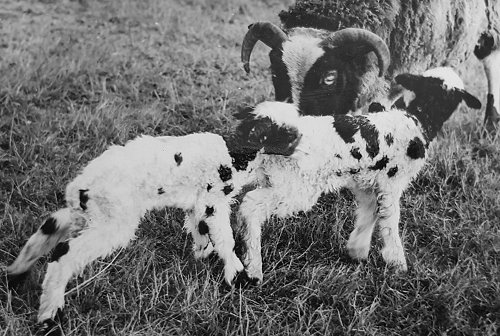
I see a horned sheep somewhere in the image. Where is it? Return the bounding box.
[233,67,481,284]
[241,0,500,130]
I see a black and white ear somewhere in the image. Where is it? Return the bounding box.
[458,90,482,109]
[394,73,425,92]
[233,106,256,120]
[232,113,302,156]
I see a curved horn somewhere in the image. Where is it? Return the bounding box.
[325,28,391,77]
[241,22,288,73]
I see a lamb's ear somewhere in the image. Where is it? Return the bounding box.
[234,106,255,120]
[394,73,425,92]
[459,90,482,109]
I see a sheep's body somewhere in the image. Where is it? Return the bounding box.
[280,0,498,73]
[7,133,250,329]
[244,0,500,127]
[234,68,481,283]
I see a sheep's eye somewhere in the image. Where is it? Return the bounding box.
[322,71,337,86]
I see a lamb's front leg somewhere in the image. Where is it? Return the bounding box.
[347,188,378,261]
[376,190,407,271]
[184,211,213,260]
[237,188,276,285]
[200,201,243,285]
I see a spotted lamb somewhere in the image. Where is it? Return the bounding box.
[6,133,253,333]
[233,67,481,284]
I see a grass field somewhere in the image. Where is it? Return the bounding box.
[0,0,499,335]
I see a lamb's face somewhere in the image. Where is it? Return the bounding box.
[241,24,390,116]
[233,102,302,156]
[395,68,481,139]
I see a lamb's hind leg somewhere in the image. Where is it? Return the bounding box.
[475,30,500,131]
[347,189,378,261]
[376,190,407,271]
[37,221,137,334]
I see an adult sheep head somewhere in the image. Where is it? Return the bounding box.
[241,22,390,116]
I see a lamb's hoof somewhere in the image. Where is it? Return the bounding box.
[483,119,499,136]
[37,319,62,336]
[233,270,260,289]
[6,271,29,289]
[347,247,370,261]
[37,309,64,336]
[193,242,214,260]
[339,252,363,265]
[385,260,408,274]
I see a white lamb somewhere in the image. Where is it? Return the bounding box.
[6,133,251,331]
[233,67,481,284]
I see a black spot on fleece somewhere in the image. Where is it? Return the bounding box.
[79,189,89,210]
[41,217,57,235]
[50,242,70,262]
[198,221,209,235]
[218,165,232,182]
[333,115,379,158]
[174,152,183,165]
[407,137,426,159]
[369,156,389,170]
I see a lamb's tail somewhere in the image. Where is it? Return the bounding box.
[230,105,302,156]
[6,208,75,280]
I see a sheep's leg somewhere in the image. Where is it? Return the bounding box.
[376,191,407,271]
[482,50,500,130]
[475,30,500,130]
[37,223,137,329]
[347,189,378,260]
[201,201,243,285]
[184,211,213,260]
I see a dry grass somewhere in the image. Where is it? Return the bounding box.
[0,0,499,335]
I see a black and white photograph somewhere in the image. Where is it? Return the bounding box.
[1,0,499,335]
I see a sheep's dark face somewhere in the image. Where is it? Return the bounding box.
[296,47,357,116]
[269,36,372,116]
[241,24,390,117]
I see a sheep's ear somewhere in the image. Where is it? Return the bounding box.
[459,90,482,109]
[234,106,255,120]
[394,73,424,92]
